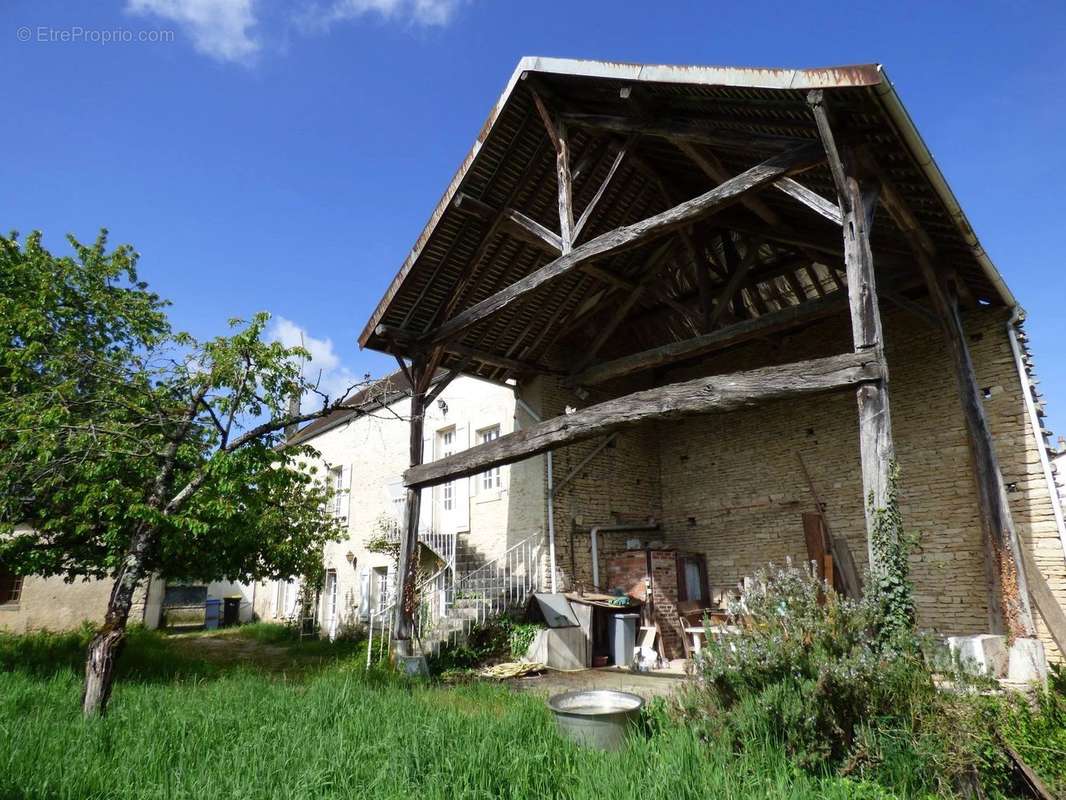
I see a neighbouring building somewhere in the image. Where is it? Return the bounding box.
[356,57,1066,663]
[253,370,545,640]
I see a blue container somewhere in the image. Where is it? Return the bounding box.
[204,598,221,630]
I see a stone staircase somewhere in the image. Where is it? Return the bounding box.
[367,531,543,663]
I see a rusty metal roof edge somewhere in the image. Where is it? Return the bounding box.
[516,56,884,90]
[357,60,534,349]
[358,57,1014,352]
[871,66,1015,307]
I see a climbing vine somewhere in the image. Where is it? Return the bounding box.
[868,461,916,645]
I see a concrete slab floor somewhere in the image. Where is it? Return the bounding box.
[508,666,689,700]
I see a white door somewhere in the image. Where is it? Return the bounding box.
[324,569,338,639]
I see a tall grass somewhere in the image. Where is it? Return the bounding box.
[0,629,897,800]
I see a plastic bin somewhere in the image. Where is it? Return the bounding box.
[608,613,639,668]
[204,598,221,630]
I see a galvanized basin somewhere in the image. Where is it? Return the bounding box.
[547,689,644,750]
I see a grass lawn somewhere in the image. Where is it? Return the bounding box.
[0,626,944,799]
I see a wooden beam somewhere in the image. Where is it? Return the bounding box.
[428,141,825,345]
[774,177,842,225]
[443,343,562,376]
[571,292,848,386]
[392,359,431,654]
[810,89,897,573]
[500,208,562,254]
[562,111,817,154]
[868,156,1035,635]
[707,235,760,330]
[406,351,882,488]
[531,89,574,253]
[573,139,629,242]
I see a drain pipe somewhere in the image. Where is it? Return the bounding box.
[515,396,557,592]
[1007,308,1066,561]
[589,523,660,590]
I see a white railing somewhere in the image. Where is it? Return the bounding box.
[382,526,457,570]
[366,531,543,666]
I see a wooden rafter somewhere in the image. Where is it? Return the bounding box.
[572,138,630,243]
[407,351,882,488]
[572,291,850,386]
[530,89,574,254]
[427,141,824,345]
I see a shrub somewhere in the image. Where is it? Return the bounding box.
[427,615,544,674]
[678,561,1009,796]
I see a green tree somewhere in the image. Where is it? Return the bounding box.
[0,231,365,715]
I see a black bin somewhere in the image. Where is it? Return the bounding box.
[222,596,241,627]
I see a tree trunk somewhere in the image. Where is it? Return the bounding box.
[82,530,150,716]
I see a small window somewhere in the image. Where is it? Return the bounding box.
[329,465,347,518]
[439,429,456,510]
[0,569,23,606]
[478,425,501,491]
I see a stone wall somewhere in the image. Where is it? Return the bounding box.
[521,305,1066,659]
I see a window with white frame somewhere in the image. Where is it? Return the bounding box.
[439,429,455,511]
[329,465,347,518]
[478,425,501,491]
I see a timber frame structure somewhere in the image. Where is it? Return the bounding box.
[358,58,1064,656]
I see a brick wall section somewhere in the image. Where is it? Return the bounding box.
[603,549,685,659]
[521,305,1066,659]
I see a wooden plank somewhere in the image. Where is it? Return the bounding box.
[1021,550,1066,661]
[774,177,842,225]
[556,120,575,253]
[797,451,863,599]
[406,351,881,487]
[428,142,824,344]
[572,292,848,386]
[442,343,562,376]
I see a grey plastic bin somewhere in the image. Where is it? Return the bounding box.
[608,613,639,667]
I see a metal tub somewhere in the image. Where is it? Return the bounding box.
[547,690,644,750]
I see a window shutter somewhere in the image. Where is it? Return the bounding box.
[340,464,351,519]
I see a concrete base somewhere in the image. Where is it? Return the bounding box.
[946,634,1008,678]
[1007,637,1048,685]
[396,655,429,678]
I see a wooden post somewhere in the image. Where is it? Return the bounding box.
[921,271,1035,636]
[392,359,428,656]
[865,153,1036,637]
[810,90,897,573]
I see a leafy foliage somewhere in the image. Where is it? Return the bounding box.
[0,230,353,587]
[678,560,1057,796]
[428,615,544,674]
[868,462,915,644]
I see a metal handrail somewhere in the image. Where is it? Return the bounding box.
[365,531,543,666]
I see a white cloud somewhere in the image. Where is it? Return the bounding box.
[268,316,365,409]
[126,0,260,63]
[298,0,463,31]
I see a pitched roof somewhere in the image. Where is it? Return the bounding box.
[358,57,1014,384]
[285,370,413,446]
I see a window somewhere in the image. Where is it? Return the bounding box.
[373,567,390,613]
[0,569,23,606]
[478,426,501,491]
[329,465,347,518]
[439,429,455,511]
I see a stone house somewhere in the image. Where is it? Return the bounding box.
[358,57,1066,663]
[253,370,545,638]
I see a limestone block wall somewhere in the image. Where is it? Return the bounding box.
[524,305,1066,658]
[261,374,519,632]
[1,572,160,634]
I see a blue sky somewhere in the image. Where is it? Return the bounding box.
[3,0,1064,435]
